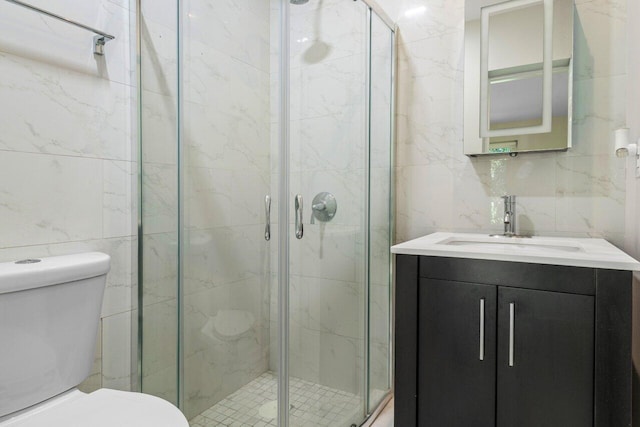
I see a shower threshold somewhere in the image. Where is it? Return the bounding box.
[189,371,362,427]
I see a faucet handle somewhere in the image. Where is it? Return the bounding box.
[501,195,516,236]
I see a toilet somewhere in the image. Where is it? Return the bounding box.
[0,252,189,427]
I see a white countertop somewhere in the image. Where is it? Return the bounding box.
[391,232,640,271]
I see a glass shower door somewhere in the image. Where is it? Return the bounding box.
[367,10,394,413]
[139,1,394,425]
[179,0,276,423]
[140,0,279,424]
[139,0,180,407]
[286,0,369,425]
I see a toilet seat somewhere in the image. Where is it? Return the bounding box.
[0,389,189,427]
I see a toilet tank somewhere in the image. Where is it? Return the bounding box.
[0,252,110,419]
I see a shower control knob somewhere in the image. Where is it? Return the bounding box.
[310,192,337,223]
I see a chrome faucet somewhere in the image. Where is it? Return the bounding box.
[502,195,516,237]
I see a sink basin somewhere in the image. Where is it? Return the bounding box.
[391,232,640,270]
[437,236,583,253]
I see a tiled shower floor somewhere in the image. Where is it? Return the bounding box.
[189,372,362,427]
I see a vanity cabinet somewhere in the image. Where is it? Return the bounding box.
[419,279,594,427]
[395,255,633,427]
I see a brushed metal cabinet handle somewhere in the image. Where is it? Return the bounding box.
[509,302,515,367]
[479,298,485,361]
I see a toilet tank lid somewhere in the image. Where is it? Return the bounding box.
[0,252,111,295]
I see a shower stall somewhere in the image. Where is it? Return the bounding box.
[138,0,395,425]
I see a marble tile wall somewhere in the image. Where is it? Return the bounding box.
[376,0,629,247]
[0,0,137,392]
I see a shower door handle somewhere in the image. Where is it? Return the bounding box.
[295,194,303,239]
[264,195,271,241]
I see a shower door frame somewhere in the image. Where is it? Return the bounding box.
[137,0,396,424]
[277,1,290,425]
[277,1,396,426]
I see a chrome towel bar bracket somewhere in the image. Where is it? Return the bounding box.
[4,0,116,55]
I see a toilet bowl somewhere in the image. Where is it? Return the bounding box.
[0,252,188,427]
[0,389,187,427]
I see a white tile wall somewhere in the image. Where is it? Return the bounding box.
[140,298,178,401]
[376,0,630,247]
[102,310,135,390]
[0,0,136,393]
[0,151,103,247]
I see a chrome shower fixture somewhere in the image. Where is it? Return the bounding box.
[290,0,309,4]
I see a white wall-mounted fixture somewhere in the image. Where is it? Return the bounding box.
[4,0,115,55]
[614,128,640,178]
[615,128,632,157]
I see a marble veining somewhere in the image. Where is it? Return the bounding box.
[378,0,629,249]
[0,0,137,393]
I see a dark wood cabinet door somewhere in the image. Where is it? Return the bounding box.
[497,287,595,427]
[418,279,497,427]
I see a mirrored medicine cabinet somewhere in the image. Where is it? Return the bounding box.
[464,0,574,156]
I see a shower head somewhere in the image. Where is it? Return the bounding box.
[290,0,309,4]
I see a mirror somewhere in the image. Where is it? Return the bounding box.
[464,0,574,155]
